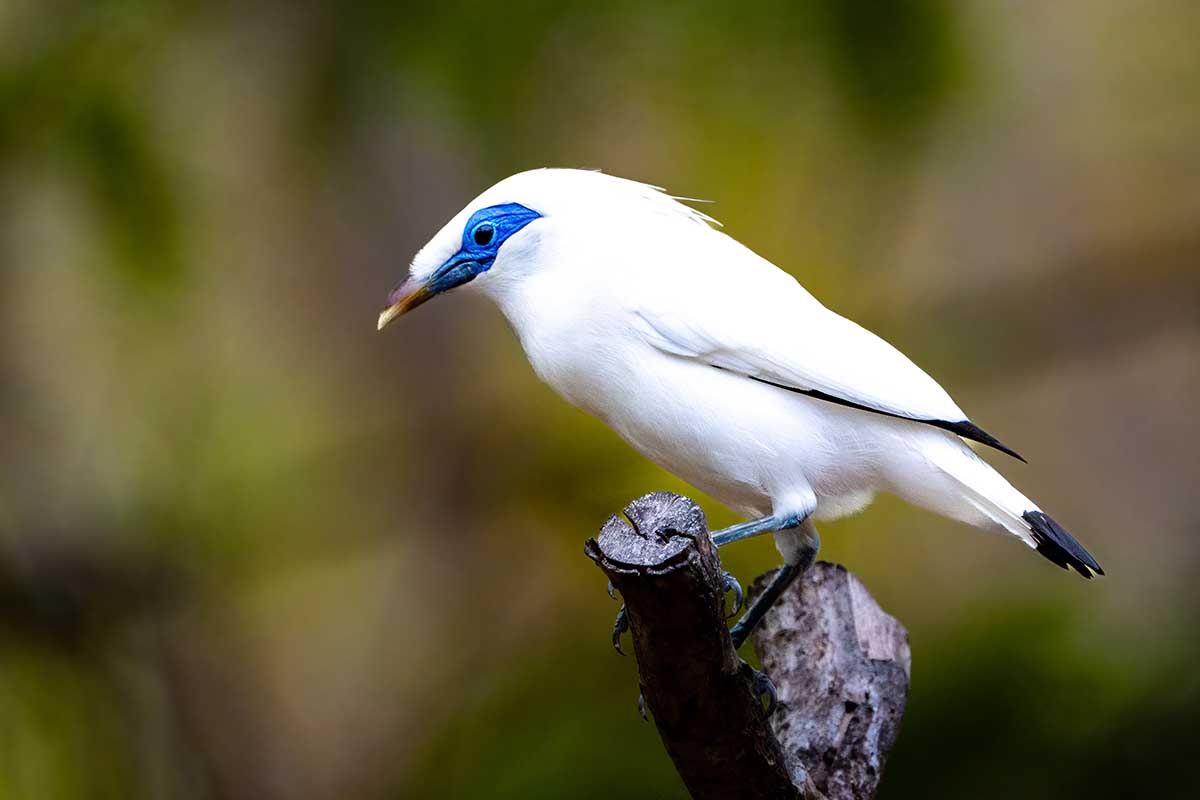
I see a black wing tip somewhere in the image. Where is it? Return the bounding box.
[942,420,1027,463]
[1022,510,1104,579]
[740,373,1027,463]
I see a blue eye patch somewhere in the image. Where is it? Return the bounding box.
[459,203,542,261]
[425,203,542,297]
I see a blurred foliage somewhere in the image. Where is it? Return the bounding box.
[0,0,189,286]
[1,0,1198,798]
[813,0,966,143]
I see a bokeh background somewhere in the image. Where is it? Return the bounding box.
[2,1,1199,798]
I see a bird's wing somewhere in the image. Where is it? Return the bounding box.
[627,238,1023,460]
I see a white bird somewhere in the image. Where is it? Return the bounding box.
[378,168,1101,650]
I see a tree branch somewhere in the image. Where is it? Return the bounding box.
[754,562,911,800]
[585,492,909,800]
[585,491,806,799]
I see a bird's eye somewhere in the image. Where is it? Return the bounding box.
[473,222,495,247]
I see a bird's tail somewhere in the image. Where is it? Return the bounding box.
[896,435,1103,578]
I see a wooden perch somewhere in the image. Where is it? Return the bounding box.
[753,562,911,799]
[585,492,910,800]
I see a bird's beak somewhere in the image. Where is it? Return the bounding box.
[377,277,434,331]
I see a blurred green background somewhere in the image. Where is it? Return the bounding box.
[2,1,1199,798]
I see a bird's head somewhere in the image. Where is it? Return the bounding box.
[376,169,716,331]
[376,177,544,330]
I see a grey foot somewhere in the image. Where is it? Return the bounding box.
[741,661,779,715]
[722,570,744,618]
[612,605,629,655]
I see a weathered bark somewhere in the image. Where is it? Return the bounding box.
[585,492,807,799]
[585,492,910,800]
[753,563,911,800]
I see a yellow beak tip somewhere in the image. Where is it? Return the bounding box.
[377,307,400,331]
[377,280,431,331]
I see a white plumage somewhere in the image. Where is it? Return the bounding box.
[381,168,1101,580]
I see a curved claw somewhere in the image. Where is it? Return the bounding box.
[741,661,779,715]
[722,571,744,618]
[612,605,629,655]
[753,669,778,715]
[607,580,617,601]
[637,691,648,721]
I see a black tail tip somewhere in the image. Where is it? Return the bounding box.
[1022,510,1104,578]
[945,420,1027,463]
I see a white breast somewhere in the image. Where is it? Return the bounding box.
[479,206,932,521]
[501,272,884,518]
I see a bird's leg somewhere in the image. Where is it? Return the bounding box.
[729,525,819,649]
[710,512,807,547]
[730,564,800,650]
[711,510,813,643]
[714,514,817,713]
[727,525,818,714]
